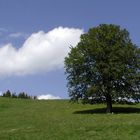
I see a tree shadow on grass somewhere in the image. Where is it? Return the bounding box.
[73,107,140,114]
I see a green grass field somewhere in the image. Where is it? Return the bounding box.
[0,97,140,140]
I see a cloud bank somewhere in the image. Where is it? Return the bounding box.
[0,27,83,77]
[37,94,61,100]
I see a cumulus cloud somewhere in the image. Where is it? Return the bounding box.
[37,94,61,100]
[0,27,83,77]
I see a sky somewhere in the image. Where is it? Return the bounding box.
[0,0,140,99]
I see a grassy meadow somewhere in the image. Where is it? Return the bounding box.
[0,97,140,140]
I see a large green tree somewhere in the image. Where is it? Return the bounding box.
[65,24,140,113]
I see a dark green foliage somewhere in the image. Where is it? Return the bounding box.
[65,24,140,113]
[11,92,17,98]
[2,90,31,99]
[18,92,30,99]
[2,90,11,97]
[33,96,37,100]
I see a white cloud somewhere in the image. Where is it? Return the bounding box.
[0,27,83,77]
[37,94,61,100]
[9,32,28,38]
[0,91,3,96]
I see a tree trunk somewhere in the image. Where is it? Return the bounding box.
[106,94,112,113]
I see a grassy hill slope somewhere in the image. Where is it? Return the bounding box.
[0,97,140,140]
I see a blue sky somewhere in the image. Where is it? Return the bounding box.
[0,0,140,99]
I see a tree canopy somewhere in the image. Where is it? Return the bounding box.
[65,24,140,113]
